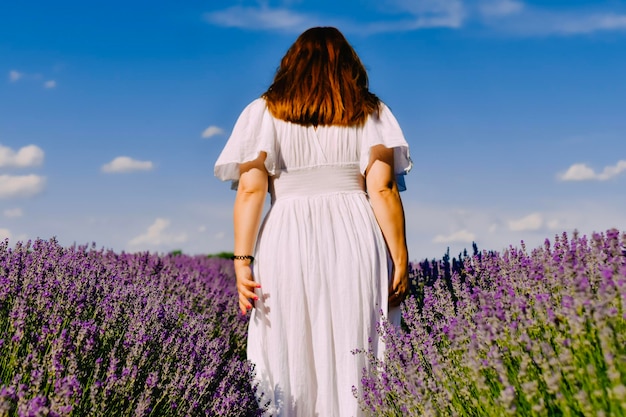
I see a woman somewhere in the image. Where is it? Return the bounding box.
[214,27,411,417]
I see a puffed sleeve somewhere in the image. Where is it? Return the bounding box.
[360,103,413,191]
[214,98,277,189]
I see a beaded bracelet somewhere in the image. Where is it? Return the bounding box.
[231,255,255,262]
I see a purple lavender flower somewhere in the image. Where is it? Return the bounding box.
[0,238,265,416]
[356,229,626,416]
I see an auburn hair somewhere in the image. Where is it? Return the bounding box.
[262,27,380,127]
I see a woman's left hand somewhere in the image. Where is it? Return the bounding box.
[388,264,409,307]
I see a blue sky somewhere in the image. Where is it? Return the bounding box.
[1,0,625,261]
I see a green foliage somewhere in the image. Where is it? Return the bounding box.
[207,251,234,260]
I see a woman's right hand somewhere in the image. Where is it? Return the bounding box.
[235,261,261,315]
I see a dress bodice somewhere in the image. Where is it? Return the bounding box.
[269,165,365,203]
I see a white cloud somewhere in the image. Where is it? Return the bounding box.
[476,2,626,36]
[3,208,23,218]
[7,70,63,88]
[553,13,626,35]
[559,160,626,181]
[387,0,465,28]
[202,126,224,139]
[0,228,12,241]
[128,218,188,249]
[599,160,626,179]
[101,156,154,173]
[508,212,543,232]
[361,15,463,34]
[483,6,626,36]
[0,175,46,199]
[433,229,476,243]
[559,163,595,181]
[9,70,23,82]
[203,1,626,36]
[479,0,524,17]
[389,0,462,17]
[547,219,560,231]
[7,70,44,83]
[205,1,464,34]
[0,144,45,168]
[204,5,314,31]
[400,199,626,261]
[203,1,626,38]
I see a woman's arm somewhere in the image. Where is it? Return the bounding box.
[233,152,268,315]
[365,145,409,307]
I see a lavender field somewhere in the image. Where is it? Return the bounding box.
[359,229,626,416]
[0,239,262,416]
[1,230,625,416]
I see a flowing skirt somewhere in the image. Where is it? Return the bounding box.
[248,189,398,417]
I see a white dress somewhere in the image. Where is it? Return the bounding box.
[214,98,411,417]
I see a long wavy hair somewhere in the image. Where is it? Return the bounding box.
[262,27,380,127]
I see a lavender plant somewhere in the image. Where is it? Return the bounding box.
[0,238,264,416]
[358,229,626,416]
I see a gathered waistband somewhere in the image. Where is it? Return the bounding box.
[270,166,365,201]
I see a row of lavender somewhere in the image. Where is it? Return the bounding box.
[0,239,263,416]
[2,230,624,416]
[359,229,626,416]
